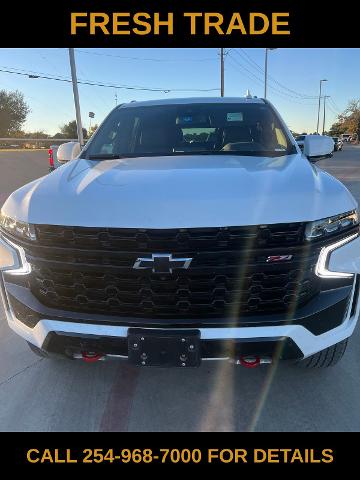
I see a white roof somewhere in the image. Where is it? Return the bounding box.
[120,96,265,108]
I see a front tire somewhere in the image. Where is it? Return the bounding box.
[297,339,348,368]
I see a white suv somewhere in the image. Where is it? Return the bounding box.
[1,97,360,369]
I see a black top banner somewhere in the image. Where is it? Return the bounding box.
[3,0,360,47]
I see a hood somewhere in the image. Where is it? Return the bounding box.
[2,154,357,228]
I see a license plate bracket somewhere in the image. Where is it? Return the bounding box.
[127,329,201,367]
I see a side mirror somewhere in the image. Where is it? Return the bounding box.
[303,135,334,162]
[57,142,81,164]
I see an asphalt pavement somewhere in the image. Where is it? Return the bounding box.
[0,145,360,432]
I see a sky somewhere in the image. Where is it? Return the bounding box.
[0,48,359,136]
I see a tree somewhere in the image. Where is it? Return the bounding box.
[56,120,87,139]
[88,124,99,138]
[328,121,345,137]
[0,90,30,137]
[24,131,49,139]
[53,132,66,139]
[343,100,360,141]
[329,99,360,141]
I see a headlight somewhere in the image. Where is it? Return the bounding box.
[0,236,31,274]
[305,210,358,241]
[315,233,358,278]
[0,213,36,241]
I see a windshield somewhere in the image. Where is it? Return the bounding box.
[82,102,296,159]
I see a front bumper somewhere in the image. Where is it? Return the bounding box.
[1,274,359,362]
[1,232,360,363]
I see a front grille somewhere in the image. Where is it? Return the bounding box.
[15,224,322,320]
[34,223,306,251]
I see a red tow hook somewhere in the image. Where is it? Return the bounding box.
[81,351,104,363]
[239,355,261,368]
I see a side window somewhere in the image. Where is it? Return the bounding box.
[100,129,117,154]
[129,117,140,152]
[275,127,288,149]
[111,117,138,153]
[96,119,121,154]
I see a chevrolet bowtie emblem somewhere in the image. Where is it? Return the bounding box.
[133,254,193,274]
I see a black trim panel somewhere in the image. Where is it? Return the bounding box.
[5,281,352,336]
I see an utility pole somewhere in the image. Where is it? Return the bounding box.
[68,48,84,147]
[264,48,277,99]
[264,49,269,99]
[317,79,327,134]
[322,95,330,135]
[220,48,225,97]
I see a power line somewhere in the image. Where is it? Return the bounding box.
[75,62,118,113]
[76,49,216,63]
[236,49,318,99]
[228,57,317,106]
[235,49,319,99]
[226,56,264,89]
[0,67,219,93]
[227,54,318,106]
[37,53,112,117]
[0,64,70,79]
[227,55,265,85]
[326,102,341,117]
[328,97,343,114]
[237,49,265,73]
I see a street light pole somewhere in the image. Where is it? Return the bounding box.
[88,111,95,136]
[220,48,225,97]
[322,95,330,135]
[68,48,84,147]
[264,48,277,99]
[316,79,327,134]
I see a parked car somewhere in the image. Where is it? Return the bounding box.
[49,140,83,172]
[332,137,343,151]
[1,97,359,369]
[48,145,60,172]
[49,140,86,171]
[341,134,352,143]
[295,134,306,151]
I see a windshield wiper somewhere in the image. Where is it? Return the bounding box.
[86,152,176,160]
